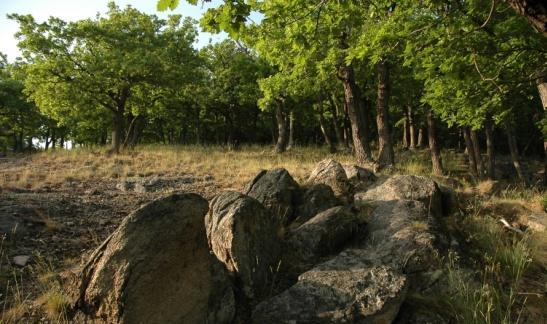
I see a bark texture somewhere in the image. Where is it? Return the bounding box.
[339,65,372,163]
[427,109,444,176]
[375,60,394,166]
[507,0,547,36]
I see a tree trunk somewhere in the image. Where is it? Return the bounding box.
[287,110,295,150]
[318,108,336,153]
[463,127,478,177]
[403,117,410,149]
[274,100,289,153]
[506,126,526,183]
[375,60,394,166]
[51,129,56,149]
[484,120,496,180]
[417,127,425,148]
[408,106,417,149]
[339,65,372,163]
[506,0,547,36]
[537,79,547,185]
[470,130,484,178]
[328,94,344,147]
[45,128,51,150]
[427,109,443,175]
[110,109,124,154]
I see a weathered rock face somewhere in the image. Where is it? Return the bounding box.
[355,175,443,217]
[254,196,442,323]
[362,200,440,273]
[70,193,235,324]
[292,184,341,227]
[207,191,281,299]
[344,164,377,191]
[252,249,407,323]
[308,159,352,201]
[287,206,360,264]
[244,168,300,225]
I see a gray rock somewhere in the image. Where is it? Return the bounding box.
[343,164,377,191]
[308,159,352,201]
[207,191,281,299]
[245,168,300,225]
[253,198,442,323]
[355,175,443,217]
[13,255,30,267]
[292,184,341,227]
[252,249,407,323]
[362,200,440,273]
[70,193,234,324]
[287,206,360,264]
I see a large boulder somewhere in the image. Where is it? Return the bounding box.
[69,193,235,324]
[361,200,440,273]
[253,197,442,323]
[252,249,407,323]
[343,164,377,192]
[355,175,443,217]
[244,168,300,225]
[292,184,341,227]
[206,191,281,299]
[307,159,352,201]
[286,206,360,265]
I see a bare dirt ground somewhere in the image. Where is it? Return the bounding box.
[0,155,226,322]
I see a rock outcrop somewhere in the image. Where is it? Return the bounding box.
[69,193,234,324]
[254,173,443,323]
[244,168,300,225]
[286,206,360,264]
[307,159,352,201]
[207,191,281,299]
[292,184,341,227]
[355,175,443,217]
[252,249,407,323]
[343,164,377,191]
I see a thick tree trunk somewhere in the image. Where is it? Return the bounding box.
[287,110,295,150]
[506,0,547,36]
[408,106,417,149]
[328,95,344,147]
[339,65,372,163]
[463,127,478,177]
[427,109,444,176]
[506,126,526,183]
[470,130,484,178]
[375,60,394,166]
[274,100,289,153]
[484,120,496,180]
[537,79,547,185]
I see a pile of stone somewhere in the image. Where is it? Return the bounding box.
[66,159,453,323]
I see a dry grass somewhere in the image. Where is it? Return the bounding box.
[0,145,358,190]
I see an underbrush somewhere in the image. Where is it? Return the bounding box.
[442,205,541,323]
